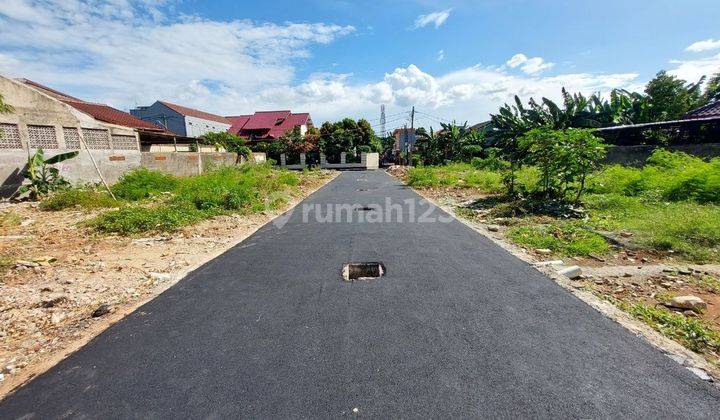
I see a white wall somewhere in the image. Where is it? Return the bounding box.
[184,115,231,138]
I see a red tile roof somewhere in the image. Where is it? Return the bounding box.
[18,79,165,132]
[226,115,252,134]
[241,110,291,130]
[159,100,231,125]
[684,101,720,120]
[63,99,165,131]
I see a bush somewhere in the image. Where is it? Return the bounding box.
[91,204,204,234]
[112,169,178,201]
[41,188,117,211]
[517,128,606,201]
[587,150,720,204]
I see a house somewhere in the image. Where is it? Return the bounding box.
[227,110,313,141]
[393,127,417,152]
[130,101,231,138]
[0,76,165,195]
[683,100,720,120]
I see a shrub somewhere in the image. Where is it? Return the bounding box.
[517,128,606,201]
[91,204,204,234]
[112,168,178,200]
[587,150,720,204]
[41,188,117,211]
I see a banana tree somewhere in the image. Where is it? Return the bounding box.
[18,148,79,199]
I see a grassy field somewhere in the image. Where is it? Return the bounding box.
[406,150,720,263]
[40,163,325,235]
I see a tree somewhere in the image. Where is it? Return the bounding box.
[703,72,720,105]
[517,128,606,202]
[201,131,251,160]
[643,70,704,121]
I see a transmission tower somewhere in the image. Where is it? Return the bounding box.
[380,104,386,137]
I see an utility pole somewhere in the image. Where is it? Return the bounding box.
[409,106,415,166]
[380,104,386,138]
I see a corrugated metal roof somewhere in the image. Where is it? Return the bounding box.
[684,101,720,120]
[158,100,231,125]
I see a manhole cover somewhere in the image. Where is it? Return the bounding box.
[342,262,385,281]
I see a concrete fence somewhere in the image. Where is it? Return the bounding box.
[0,150,267,198]
[279,152,379,170]
[604,143,720,165]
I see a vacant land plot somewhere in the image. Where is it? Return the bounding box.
[390,151,720,371]
[0,164,336,396]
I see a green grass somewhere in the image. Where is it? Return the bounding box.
[41,188,118,211]
[587,150,720,205]
[507,221,611,256]
[410,150,720,262]
[111,168,179,201]
[91,203,205,234]
[406,163,537,193]
[90,163,302,235]
[585,193,720,263]
[624,303,720,354]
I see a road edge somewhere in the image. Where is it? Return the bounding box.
[408,181,720,385]
[0,170,340,401]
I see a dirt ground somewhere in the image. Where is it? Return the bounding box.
[387,166,720,376]
[0,171,337,398]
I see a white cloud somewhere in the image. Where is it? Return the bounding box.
[686,39,720,53]
[0,0,670,128]
[668,52,720,83]
[437,49,444,61]
[414,9,451,29]
[506,53,554,75]
[0,0,354,112]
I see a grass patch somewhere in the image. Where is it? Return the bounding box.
[585,193,720,263]
[587,150,720,205]
[111,168,178,201]
[91,204,204,234]
[0,211,21,227]
[407,163,538,193]
[41,188,118,211]
[90,164,302,235]
[625,303,720,354]
[507,221,610,256]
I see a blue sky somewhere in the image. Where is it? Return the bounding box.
[1,0,719,130]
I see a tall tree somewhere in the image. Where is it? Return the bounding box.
[703,72,720,105]
[643,71,703,121]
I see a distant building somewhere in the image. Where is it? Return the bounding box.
[393,127,417,152]
[130,101,231,138]
[227,110,313,141]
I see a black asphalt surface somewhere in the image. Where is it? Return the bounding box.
[2,170,720,418]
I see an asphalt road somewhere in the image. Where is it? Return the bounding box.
[2,170,720,418]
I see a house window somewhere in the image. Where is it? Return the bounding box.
[82,128,111,149]
[0,123,22,149]
[63,127,81,149]
[27,125,59,149]
[111,134,138,150]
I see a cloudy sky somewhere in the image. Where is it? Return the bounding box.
[1,0,719,131]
